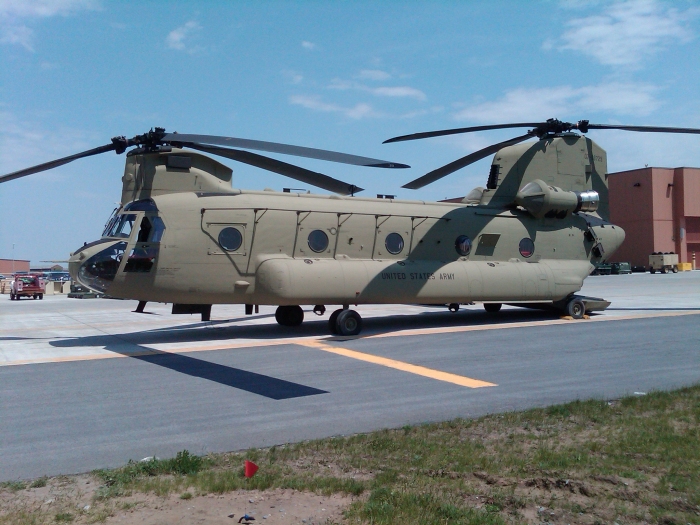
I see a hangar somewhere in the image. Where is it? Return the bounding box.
[608,167,700,269]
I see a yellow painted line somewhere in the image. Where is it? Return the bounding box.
[297,339,496,388]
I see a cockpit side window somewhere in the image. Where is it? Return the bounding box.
[105,214,136,238]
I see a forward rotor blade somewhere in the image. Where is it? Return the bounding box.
[183,143,363,195]
[164,133,409,168]
[0,143,117,184]
[384,123,542,144]
[584,123,700,134]
[402,134,534,190]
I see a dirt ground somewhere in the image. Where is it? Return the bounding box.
[1,474,354,525]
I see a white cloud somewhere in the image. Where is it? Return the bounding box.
[0,0,98,18]
[301,40,315,50]
[289,95,381,120]
[282,70,303,85]
[0,23,32,50]
[453,83,661,122]
[555,0,696,67]
[357,69,391,81]
[166,20,202,53]
[373,86,426,100]
[329,78,426,101]
[0,0,98,51]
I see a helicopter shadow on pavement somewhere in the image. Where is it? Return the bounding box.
[49,335,327,400]
[104,343,327,400]
[50,306,559,351]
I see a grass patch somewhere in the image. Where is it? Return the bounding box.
[0,480,27,491]
[29,477,48,489]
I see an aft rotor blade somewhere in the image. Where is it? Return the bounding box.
[584,123,700,134]
[402,134,534,190]
[164,133,409,168]
[0,143,117,184]
[184,143,364,195]
[384,123,542,144]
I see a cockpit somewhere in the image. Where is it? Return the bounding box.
[74,199,166,293]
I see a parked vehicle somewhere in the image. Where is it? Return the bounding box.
[649,252,679,274]
[611,262,632,274]
[592,263,612,275]
[10,274,45,300]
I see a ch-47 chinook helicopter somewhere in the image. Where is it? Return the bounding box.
[2,119,699,335]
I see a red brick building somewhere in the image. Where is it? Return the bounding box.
[0,259,30,275]
[609,167,700,268]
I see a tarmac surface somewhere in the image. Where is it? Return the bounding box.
[1,271,699,481]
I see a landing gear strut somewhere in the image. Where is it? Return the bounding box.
[275,305,304,327]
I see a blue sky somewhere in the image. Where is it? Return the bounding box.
[1,0,699,265]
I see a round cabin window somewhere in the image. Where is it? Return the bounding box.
[385,233,404,255]
[455,235,472,256]
[308,230,329,253]
[218,227,243,251]
[519,237,535,258]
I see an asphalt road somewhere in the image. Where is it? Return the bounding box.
[1,272,699,481]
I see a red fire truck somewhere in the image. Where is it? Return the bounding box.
[9,274,45,300]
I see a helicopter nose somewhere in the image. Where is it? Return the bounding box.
[69,240,127,293]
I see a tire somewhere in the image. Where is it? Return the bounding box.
[672,267,678,273]
[328,309,342,335]
[650,268,655,274]
[661,267,668,274]
[275,305,304,327]
[39,294,43,300]
[336,309,362,336]
[484,303,502,313]
[567,298,585,319]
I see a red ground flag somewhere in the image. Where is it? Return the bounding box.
[244,460,259,478]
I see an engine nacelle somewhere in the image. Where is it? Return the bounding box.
[515,179,599,219]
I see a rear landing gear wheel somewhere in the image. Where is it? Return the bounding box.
[328,309,342,335]
[566,298,585,319]
[275,305,304,327]
[484,303,502,313]
[335,309,362,336]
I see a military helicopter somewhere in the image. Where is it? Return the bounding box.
[2,119,698,335]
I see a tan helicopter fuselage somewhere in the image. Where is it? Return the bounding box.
[68,142,624,309]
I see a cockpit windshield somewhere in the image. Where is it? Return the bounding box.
[103,214,137,239]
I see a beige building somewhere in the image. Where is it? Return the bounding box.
[608,167,700,268]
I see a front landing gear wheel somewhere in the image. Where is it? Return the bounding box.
[566,298,586,319]
[275,305,304,327]
[484,303,502,313]
[336,309,362,336]
[328,309,343,335]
